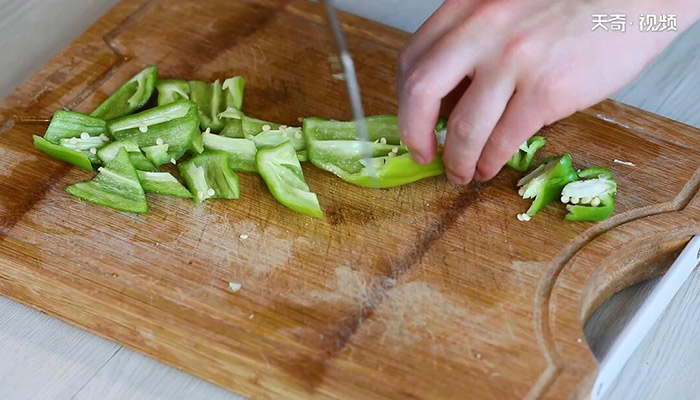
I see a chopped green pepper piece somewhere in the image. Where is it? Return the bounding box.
[517,154,578,216]
[304,116,444,188]
[66,148,148,213]
[222,77,245,110]
[141,144,170,167]
[43,110,108,144]
[137,171,192,197]
[220,119,245,138]
[156,79,190,105]
[201,132,257,173]
[187,77,246,133]
[97,140,156,171]
[561,168,617,221]
[178,151,240,203]
[252,128,305,152]
[107,100,201,160]
[107,99,192,133]
[256,141,323,218]
[59,135,110,164]
[33,135,93,171]
[97,140,140,163]
[507,136,546,172]
[91,65,158,120]
[345,152,445,188]
[242,115,281,138]
[303,115,400,143]
[189,80,226,133]
[128,152,158,172]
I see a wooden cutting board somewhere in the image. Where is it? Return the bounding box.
[2,0,700,398]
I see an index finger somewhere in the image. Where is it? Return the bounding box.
[398,25,482,164]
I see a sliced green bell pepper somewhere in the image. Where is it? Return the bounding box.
[222,77,245,110]
[189,80,226,133]
[507,136,546,172]
[178,151,240,203]
[58,135,110,164]
[66,147,148,213]
[91,65,158,120]
[43,110,108,144]
[107,99,192,132]
[137,171,192,197]
[141,144,171,167]
[186,77,246,133]
[156,79,190,105]
[242,115,281,138]
[252,127,305,152]
[256,141,323,218]
[517,154,578,216]
[33,135,93,171]
[304,116,445,188]
[561,167,617,221]
[97,140,156,171]
[107,100,202,161]
[201,132,257,173]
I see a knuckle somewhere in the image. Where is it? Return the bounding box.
[397,47,412,77]
[502,36,538,68]
[469,0,508,25]
[448,116,480,143]
[403,68,432,98]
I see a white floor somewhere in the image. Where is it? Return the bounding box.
[1,1,699,399]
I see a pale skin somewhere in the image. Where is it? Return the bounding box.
[397,0,700,184]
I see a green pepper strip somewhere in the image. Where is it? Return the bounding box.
[59,135,109,164]
[202,132,257,173]
[156,79,190,105]
[179,151,240,204]
[107,100,202,161]
[506,136,546,172]
[303,116,444,188]
[256,141,323,218]
[517,154,578,216]
[33,135,93,171]
[562,167,617,221]
[137,171,192,198]
[96,140,157,172]
[66,147,148,213]
[141,144,171,167]
[91,65,158,120]
[43,110,108,144]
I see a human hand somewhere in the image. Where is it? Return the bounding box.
[397,0,699,184]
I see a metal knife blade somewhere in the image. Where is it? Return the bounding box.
[591,235,700,400]
[320,0,376,181]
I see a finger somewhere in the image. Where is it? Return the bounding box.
[440,76,471,118]
[442,70,515,184]
[474,92,544,181]
[398,0,482,77]
[398,25,484,164]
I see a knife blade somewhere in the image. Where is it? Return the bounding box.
[320,0,376,181]
[591,235,700,400]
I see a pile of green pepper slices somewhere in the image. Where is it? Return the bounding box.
[33,65,617,221]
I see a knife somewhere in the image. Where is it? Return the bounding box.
[591,235,700,400]
[320,0,376,180]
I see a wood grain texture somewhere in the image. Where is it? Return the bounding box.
[2,1,700,399]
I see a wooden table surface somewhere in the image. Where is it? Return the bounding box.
[0,1,699,399]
